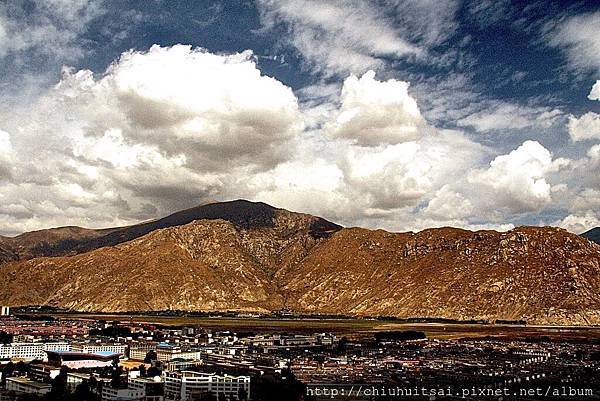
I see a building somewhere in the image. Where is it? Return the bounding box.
[0,342,70,361]
[101,386,145,401]
[156,344,181,362]
[129,343,157,361]
[72,343,127,355]
[67,372,111,393]
[0,343,43,360]
[164,371,250,401]
[0,306,10,317]
[5,377,51,395]
[165,359,203,373]
[129,377,165,401]
[29,363,61,382]
[46,350,121,369]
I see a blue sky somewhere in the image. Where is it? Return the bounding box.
[0,0,598,235]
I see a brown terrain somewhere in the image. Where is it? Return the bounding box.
[0,200,599,325]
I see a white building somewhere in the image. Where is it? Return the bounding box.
[0,342,70,361]
[5,377,51,395]
[0,343,43,360]
[102,386,145,401]
[164,371,250,401]
[72,343,127,355]
[129,377,165,401]
[0,306,9,316]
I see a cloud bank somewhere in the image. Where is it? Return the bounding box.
[0,43,598,236]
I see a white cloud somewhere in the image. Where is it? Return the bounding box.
[468,141,564,213]
[556,211,599,234]
[549,11,600,74]
[589,80,600,100]
[424,185,474,220]
[572,188,600,211]
[0,45,303,234]
[0,0,104,61]
[0,129,11,155]
[47,45,302,172]
[588,144,600,161]
[0,41,591,237]
[256,0,421,76]
[327,71,426,146]
[0,129,13,180]
[457,101,563,132]
[567,112,600,141]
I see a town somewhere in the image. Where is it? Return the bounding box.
[0,307,599,400]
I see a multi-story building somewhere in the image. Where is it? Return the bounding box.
[29,363,62,382]
[0,306,10,316]
[0,342,70,361]
[0,343,43,360]
[66,372,112,393]
[72,343,127,355]
[5,377,51,395]
[156,344,181,362]
[101,386,145,401]
[129,377,165,401]
[164,359,203,373]
[44,342,71,353]
[164,371,250,401]
[129,343,157,361]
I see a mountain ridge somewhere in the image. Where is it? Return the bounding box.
[0,199,341,263]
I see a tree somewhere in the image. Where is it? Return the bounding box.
[110,358,123,389]
[73,381,92,401]
[88,375,98,394]
[139,364,147,377]
[144,350,157,363]
[1,361,15,385]
[48,366,69,401]
[147,366,162,378]
[0,331,13,344]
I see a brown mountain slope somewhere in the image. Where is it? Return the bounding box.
[283,227,600,325]
[0,208,335,312]
[0,202,599,324]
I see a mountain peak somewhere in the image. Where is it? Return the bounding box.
[0,199,342,262]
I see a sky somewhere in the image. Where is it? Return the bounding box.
[0,0,599,236]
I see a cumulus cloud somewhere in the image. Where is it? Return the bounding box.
[556,211,599,235]
[327,71,426,146]
[0,129,13,180]
[568,112,600,141]
[424,185,474,220]
[0,45,303,234]
[0,40,591,236]
[59,45,302,170]
[468,141,566,214]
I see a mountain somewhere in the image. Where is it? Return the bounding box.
[582,227,600,245]
[0,200,599,325]
[0,200,340,263]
